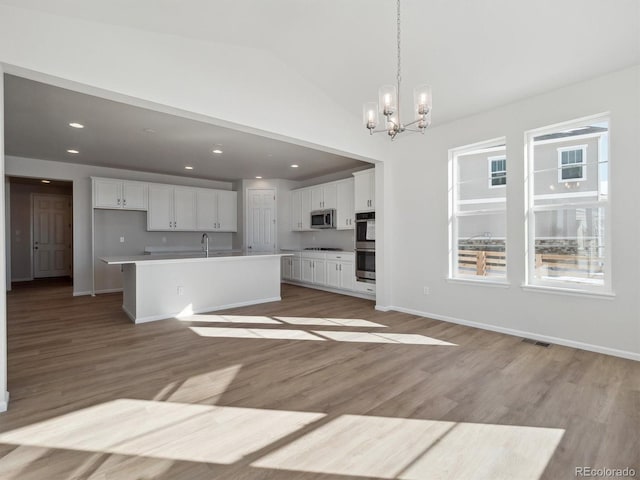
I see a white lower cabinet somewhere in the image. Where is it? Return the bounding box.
[283,251,362,295]
[326,254,355,291]
[301,257,326,285]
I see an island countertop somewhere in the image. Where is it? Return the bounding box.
[100,251,293,266]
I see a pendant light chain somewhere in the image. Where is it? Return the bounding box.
[396,0,402,123]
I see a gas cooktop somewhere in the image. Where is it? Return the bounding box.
[303,247,343,251]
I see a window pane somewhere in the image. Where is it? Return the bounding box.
[533,207,605,285]
[457,213,506,278]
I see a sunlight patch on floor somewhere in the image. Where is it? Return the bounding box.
[0,399,325,465]
[313,331,457,345]
[252,414,564,480]
[189,327,325,341]
[188,326,456,345]
[275,316,387,328]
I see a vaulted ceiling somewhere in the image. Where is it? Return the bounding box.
[1,0,638,126]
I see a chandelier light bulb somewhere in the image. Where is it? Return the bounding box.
[363,102,379,130]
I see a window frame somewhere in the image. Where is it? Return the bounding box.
[525,114,611,294]
[488,155,507,189]
[557,145,587,183]
[448,138,508,283]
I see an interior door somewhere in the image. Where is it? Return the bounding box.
[33,194,72,278]
[247,189,276,252]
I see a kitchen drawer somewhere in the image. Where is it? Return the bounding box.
[354,281,376,295]
[325,252,354,261]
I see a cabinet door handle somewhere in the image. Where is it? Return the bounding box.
[123,199,127,206]
[117,198,121,205]
[339,264,342,271]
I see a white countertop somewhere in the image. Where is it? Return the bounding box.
[101,251,293,265]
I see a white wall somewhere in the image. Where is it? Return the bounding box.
[385,66,640,359]
[4,156,235,296]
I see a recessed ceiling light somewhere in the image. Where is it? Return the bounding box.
[185,166,194,170]
[69,122,84,129]
[41,180,51,184]
[290,164,299,168]
[255,176,262,179]
[143,128,156,134]
[212,149,223,154]
[67,149,79,154]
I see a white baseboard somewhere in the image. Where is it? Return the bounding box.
[0,391,10,413]
[74,288,123,297]
[95,288,123,294]
[282,281,375,301]
[382,305,640,362]
[130,297,282,324]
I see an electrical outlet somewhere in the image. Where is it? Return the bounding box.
[177,286,184,296]
[120,236,125,243]
[423,286,430,295]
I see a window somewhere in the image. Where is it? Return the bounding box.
[526,115,609,292]
[449,139,507,281]
[489,156,507,187]
[558,145,587,182]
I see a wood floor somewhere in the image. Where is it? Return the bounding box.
[0,281,637,479]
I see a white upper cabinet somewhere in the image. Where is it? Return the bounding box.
[291,188,312,231]
[195,189,237,232]
[173,188,197,231]
[148,185,197,231]
[336,179,355,230]
[310,183,337,210]
[147,184,175,230]
[93,178,147,210]
[217,190,238,232]
[354,169,375,212]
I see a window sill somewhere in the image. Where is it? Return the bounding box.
[447,277,511,288]
[521,284,615,300]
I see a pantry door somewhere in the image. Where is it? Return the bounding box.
[246,189,276,252]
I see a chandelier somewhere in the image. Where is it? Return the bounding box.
[363,0,432,139]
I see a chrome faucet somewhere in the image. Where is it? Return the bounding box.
[201,233,209,257]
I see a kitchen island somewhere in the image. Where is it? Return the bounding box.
[101,252,292,324]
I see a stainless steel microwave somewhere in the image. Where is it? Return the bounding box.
[310,209,336,229]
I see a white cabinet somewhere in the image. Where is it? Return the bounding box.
[291,188,312,231]
[291,257,302,281]
[217,190,238,231]
[282,256,293,280]
[93,178,147,210]
[196,189,238,232]
[148,185,196,231]
[326,253,355,291]
[336,179,355,230]
[310,183,338,211]
[354,169,375,212]
[282,254,302,281]
[301,256,326,285]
